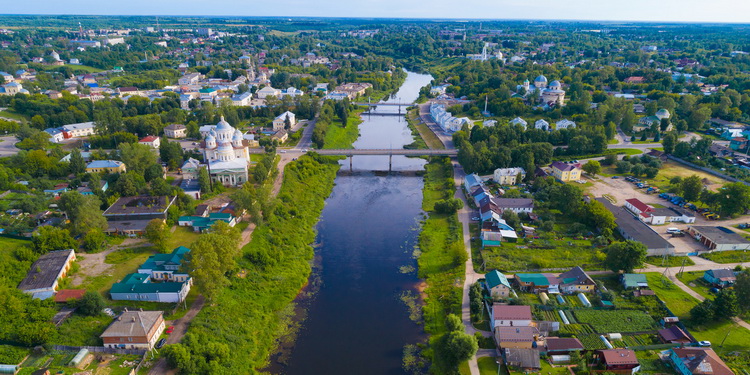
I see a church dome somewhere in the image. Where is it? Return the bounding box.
[205,134,215,142]
[233,129,243,141]
[656,109,671,119]
[216,116,233,131]
[549,80,562,89]
[534,75,548,83]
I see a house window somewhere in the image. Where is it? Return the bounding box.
[128,337,133,342]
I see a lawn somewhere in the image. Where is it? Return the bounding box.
[645,272,699,319]
[165,226,202,249]
[635,350,672,373]
[676,271,714,299]
[478,357,504,375]
[322,110,363,149]
[573,310,657,333]
[690,320,750,355]
[50,314,111,346]
[0,109,27,122]
[0,236,34,285]
[645,255,695,267]
[77,248,155,294]
[701,250,750,263]
[406,108,444,150]
[650,161,731,190]
[480,239,605,272]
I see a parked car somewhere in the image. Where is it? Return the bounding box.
[611,176,619,179]
[698,341,712,347]
[102,308,116,317]
[156,338,167,349]
[471,217,480,221]
[166,326,174,334]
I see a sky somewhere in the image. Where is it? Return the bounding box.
[4,0,750,24]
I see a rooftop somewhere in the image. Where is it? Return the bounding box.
[691,226,750,245]
[18,249,75,292]
[104,196,175,217]
[495,326,540,342]
[600,349,639,365]
[622,273,648,288]
[545,337,585,352]
[491,198,534,209]
[596,198,675,250]
[100,310,162,339]
[485,270,511,290]
[493,305,532,321]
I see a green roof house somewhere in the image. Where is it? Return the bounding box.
[485,270,512,300]
[621,273,648,289]
[110,246,193,303]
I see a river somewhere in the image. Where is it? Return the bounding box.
[274,71,434,374]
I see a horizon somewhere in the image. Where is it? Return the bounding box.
[3,0,750,24]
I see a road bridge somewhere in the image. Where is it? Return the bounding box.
[353,102,414,107]
[316,148,457,172]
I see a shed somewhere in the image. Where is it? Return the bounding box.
[69,348,89,367]
[550,355,571,364]
[0,365,18,374]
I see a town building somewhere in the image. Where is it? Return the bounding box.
[256,86,281,99]
[273,111,297,131]
[687,226,750,251]
[555,119,576,130]
[86,160,127,174]
[332,82,372,99]
[493,167,526,185]
[550,161,582,182]
[139,135,161,149]
[178,212,237,232]
[703,268,736,287]
[667,347,733,375]
[504,348,540,371]
[484,270,512,300]
[509,117,527,129]
[103,196,176,235]
[100,310,165,350]
[61,122,96,138]
[200,117,252,186]
[494,326,541,349]
[598,349,640,372]
[45,128,65,143]
[491,305,533,330]
[429,103,472,133]
[624,198,695,224]
[17,249,76,300]
[534,119,549,131]
[164,124,187,138]
[110,247,193,303]
[596,198,675,256]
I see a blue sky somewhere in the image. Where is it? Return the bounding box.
[4,0,750,23]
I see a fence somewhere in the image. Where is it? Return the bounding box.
[52,345,147,356]
[666,155,750,186]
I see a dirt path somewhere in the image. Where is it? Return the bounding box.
[71,238,146,286]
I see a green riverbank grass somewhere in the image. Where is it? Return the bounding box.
[169,154,340,372]
[322,109,364,149]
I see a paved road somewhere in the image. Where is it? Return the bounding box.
[0,136,20,156]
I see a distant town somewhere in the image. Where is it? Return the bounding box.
[0,15,748,375]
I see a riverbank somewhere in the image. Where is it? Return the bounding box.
[322,108,364,149]
[417,157,468,373]
[164,153,341,373]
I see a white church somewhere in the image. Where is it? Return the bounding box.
[516,75,566,108]
[183,117,251,186]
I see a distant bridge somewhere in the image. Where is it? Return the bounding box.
[316,149,456,156]
[359,112,407,117]
[354,102,415,107]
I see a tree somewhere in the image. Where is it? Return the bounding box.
[715,182,750,217]
[662,132,677,154]
[32,226,77,254]
[690,300,715,325]
[438,331,478,372]
[446,314,463,332]
[163,344,192,370]
[582,160,601,176]
[83,228,107,253]
[118,142,158,174]
[714,289,740,320]
[502,210,521,229]
[76,291,105,316]
[60,192,107,236]
[604,241,647,273]
[615,160,631,174]
[198,166,212,193]
[602,153,617,166]
[144,219,171,253]
[736,270,750,313]
[185,225,241,301]
[434,198,463,214]
[69,148,86,174]
[680,175,703,202]
[582,200,616,237]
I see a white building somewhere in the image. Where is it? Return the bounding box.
[178,72,202,86]
[493,167,526,185]
[45,128,65,143]
[164,124,187,138]
[534,119,550,131]
[509,117,527,129]
[429,103,472,133]
[280,86,303,98]
[256,86,281,99]
[555,119,576,130]
[201,117,251,186]
[231,91,253,106]
[139,136,161,149]
[273,111,297,131]
[61,121,96,138]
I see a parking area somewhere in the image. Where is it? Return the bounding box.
[588,176,718,255]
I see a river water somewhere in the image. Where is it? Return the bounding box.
[276,71,434,374]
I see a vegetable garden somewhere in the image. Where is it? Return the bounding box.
[574,310,657,333]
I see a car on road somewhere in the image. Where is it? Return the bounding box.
[471,217,480,221]
[698,341,712,347]
[156,338,167,349]
[102,308,116,317]
[280,150,286,153]
[302,149,308,152]
[166,326,174,334]
[611,176,619,179]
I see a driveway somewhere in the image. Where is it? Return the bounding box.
[0,136,20,156]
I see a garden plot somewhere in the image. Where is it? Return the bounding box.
[573,310,657,333]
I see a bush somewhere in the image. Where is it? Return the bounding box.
[434,198,463,214]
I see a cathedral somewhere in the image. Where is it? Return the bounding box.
[190,116,251,186]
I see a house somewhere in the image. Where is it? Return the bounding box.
[721,128,744,140]
[658,326,691,344]
[103,196,176,235]
[557,266,596,294]
[639,115,661,127]
[86,160,127,174]
[491,305,533,330]
[514,273,561,293]
[139,135,161,149]
[480,217,518,247]
[164,124,187,138]
[61,122,96,138]
[624,198,653,216]
[544,337,584,355]
[621,273,648,289]
[703,269,737,287]
[53,289,86,303]
[555,119,576,130]
[273,111,297,131]
[464,173,483,193]
[688,226,750,251]
[504,348,541,371]
[110,273,191,303]
[138,246,191,282]
[45,128,65,143]
[492,198,534,214]
[271,130,288,143]
[730,137,748,151]
[509,117,527,129]
[534,119,549,131]
[596,198,675,256]
[598,349,640,372]
[17,249,76,299]
[550,161,582,182]
[178,212,237,232]
[100,310,165,350]
[493,167,526,185]
[471,185,493,208]
[494,326,541,349]
[484,270,512,300]
[624,76,645,84]
[256,86,281,99]
[180,178,201,200]
[668,347,733,375]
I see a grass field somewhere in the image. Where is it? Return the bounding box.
[0,109,26,122]
[645,272,698,319]
[650,161,731,190]
[78,248,155,293]
[406,109,444,149]
[676,271,714,299]
[480,239,605,271]
[478,357,503,375]
[322,110,363,149]
[701,250,750,263]
[645,255,695,267]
